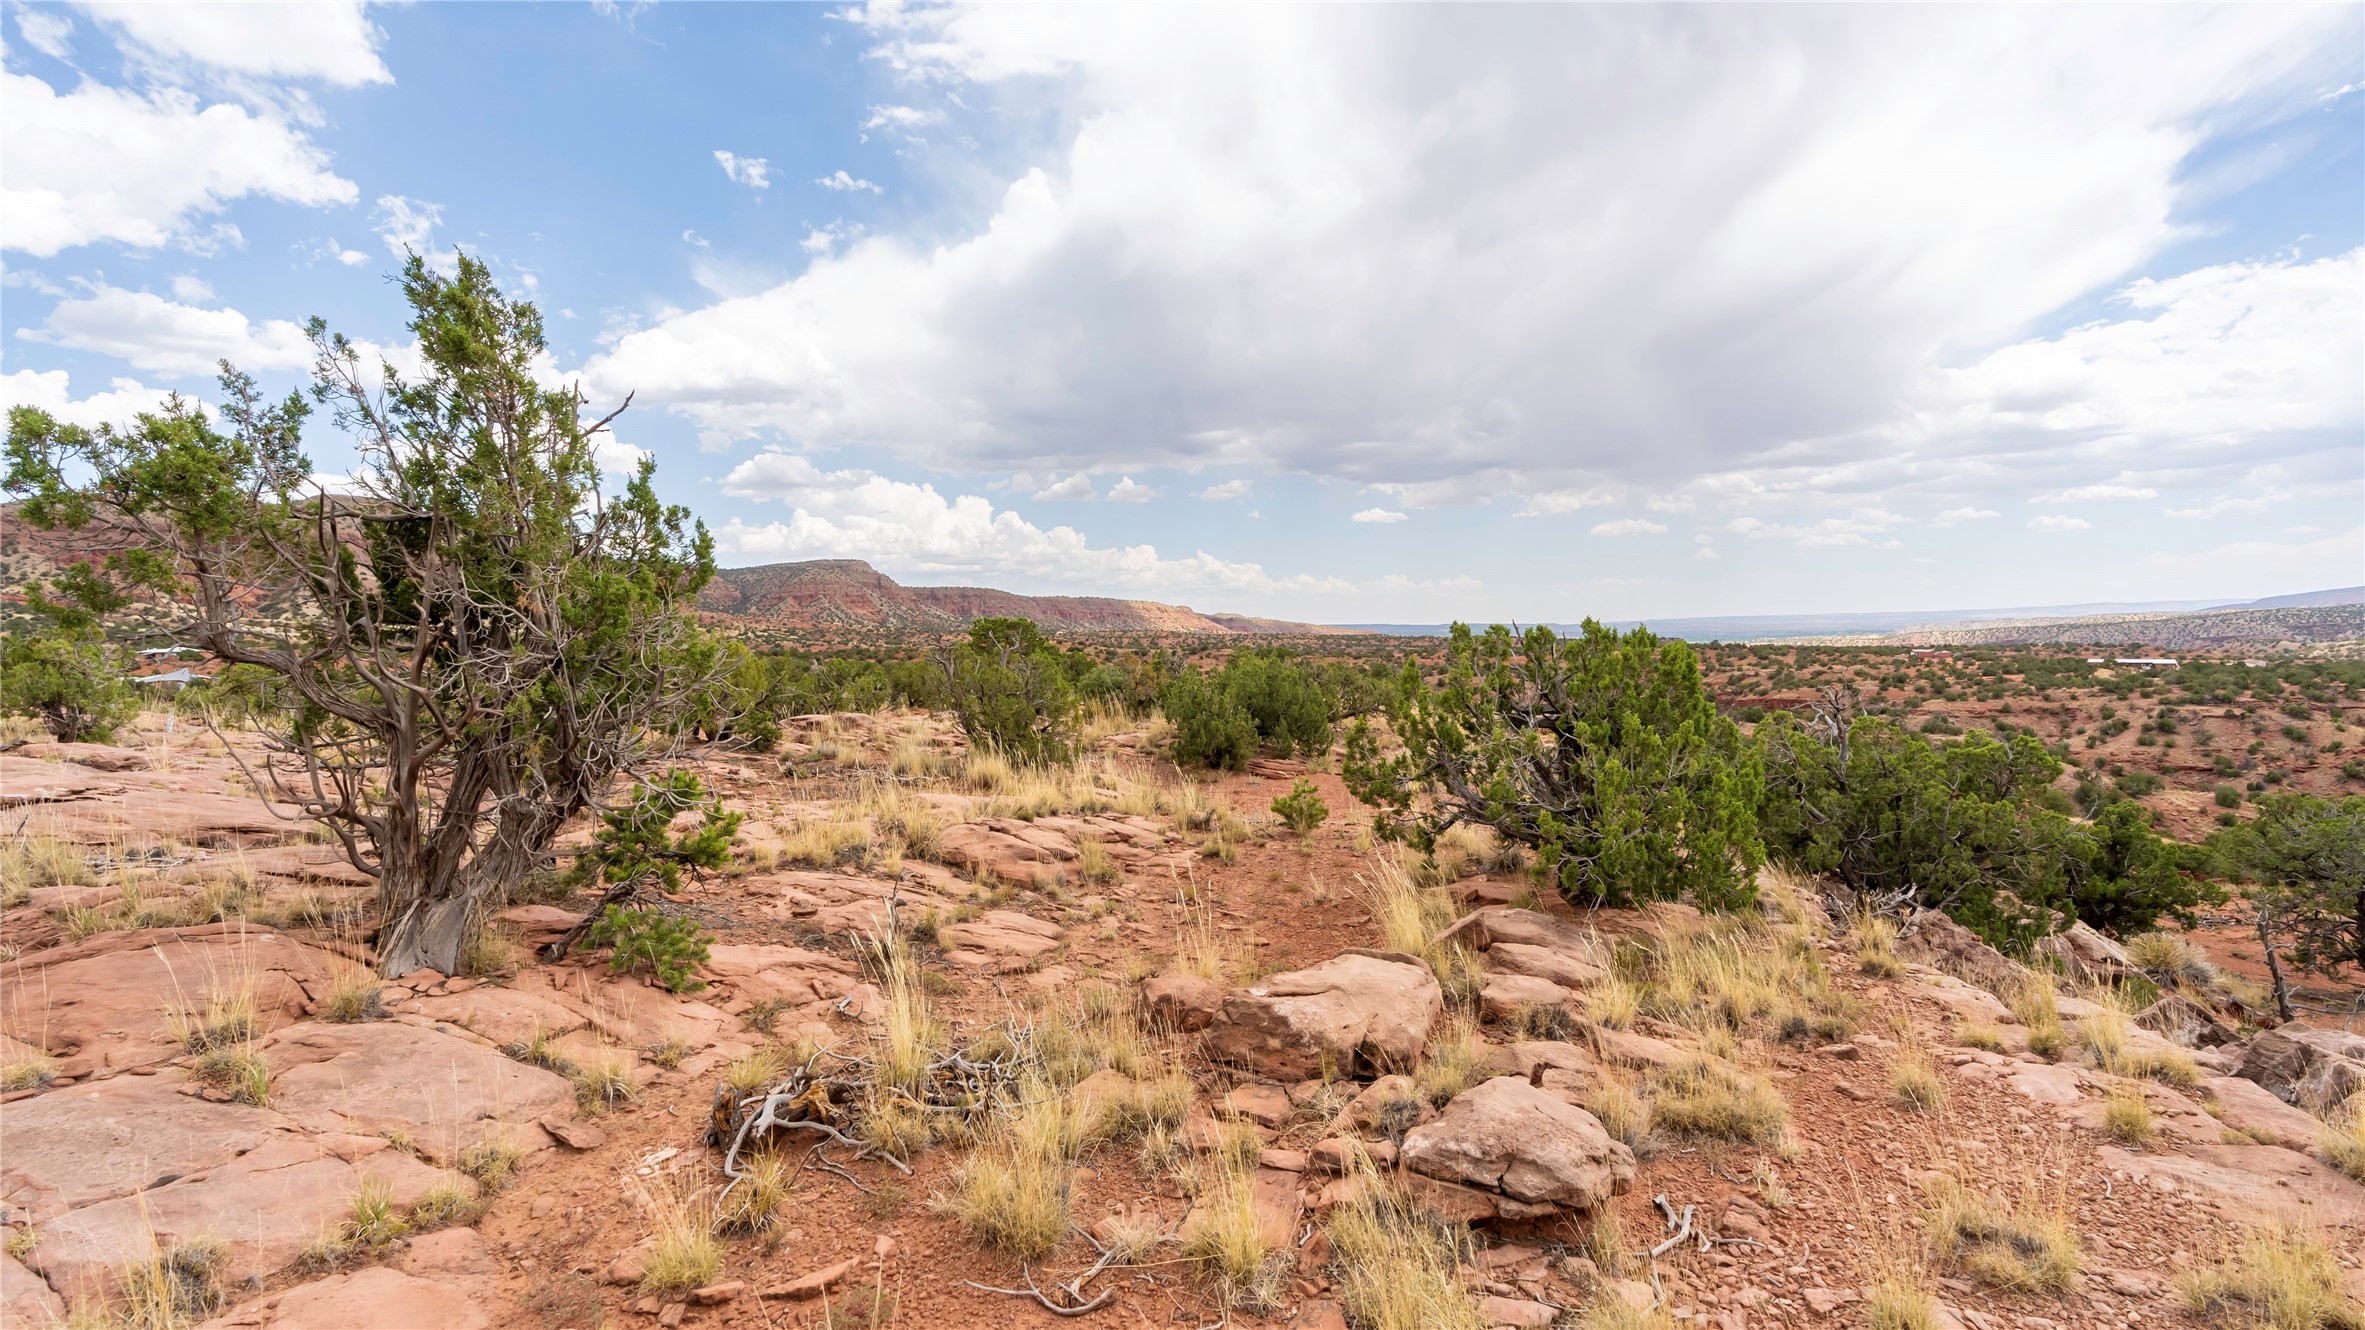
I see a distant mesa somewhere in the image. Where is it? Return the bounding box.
[697,559,1371,635]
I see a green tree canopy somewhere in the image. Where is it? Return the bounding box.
[1344,621,1763,910]
[939,616,1077,763]
[4,252,720,976]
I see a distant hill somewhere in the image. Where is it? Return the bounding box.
[1815,602,2365,650]
[697,559,1368,636]
[1342,588,2365,643]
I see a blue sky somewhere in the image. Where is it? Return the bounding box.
[4,3,2361,625]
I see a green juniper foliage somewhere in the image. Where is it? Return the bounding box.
[3,252,722,976]
[939,616,1078,763]
[2210,792,2365,974]
[572,771,743,898]
[586,906,714,993]
[0,563,141,742]
[1164,649,1335,769]
[1345,621,1762,910]
[1271,778,1330,833]
[1756,707,2214,948]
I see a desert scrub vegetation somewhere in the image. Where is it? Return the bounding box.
[1414,1015,1485,1105]
[2077,1003,2198,1087]
[1645,1055,1789,1145]
[190,1042,271,1105]
[2317,1096,2365,1183]
[573,1050,639,1114]
[2,1052,60,1092]
[1890,1037,1948,1112]
[1631,913,1855,1045]
[459,1136,527,1194]
[1183,1164,1288,1312]
[638,1181,723,1293]
[1850,911,1906,978]
[2180,1226,2365,1330]
[2102,1082,2156,1146]
[1584,1077,1652,1151]
[1361,851,1483,1013]
[2011,976,2069,1060]
[584,906,711,993]
[113,1236,230,1329]
[1321,1172,1484,1330]
[1923,1174,2080,1292]
[946,1080,1089,1260]
[321,967,387,1023]
[0,835,94,902]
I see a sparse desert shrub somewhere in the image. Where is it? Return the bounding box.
[502,1027,580,1076]
[2317,1096,2365,1184]
[717,1150,792,1235]
[459,1137,527,1194]
[724,1047,789,1097]
[0,835,91,899]
[408,1177,482,1230]
[1863,1270,1942,1330]
[1576,1300,1678,1330]
[1075,836,1120,885]
[344,1177,408,1250]
[1184,1168,1287,1311]
[1891,1044,1948,1112]
[2102,1082,2155,1146]
[191,1043,271,1105]
[1271,779,1329,834]
[1953,1020,2004,1051]
[1414,1017,1483,1105]
[166,978,258,1054]
[1924,1175,2080,1292]
[458,924,523,979]
[1584,1205,1626,1277]
[586,906,711,992]
[2126,931,2217,988]
[639,1186,722,1293]
[1646,1056,1788,1145]
[1322,1176,1484,1330]
[1852,912,1906,978]
[2011,977,2068,1061]
[1,1054,59,1092]
[2180,1227,2365,1330]
[947,1092,1081,1260]
[574,1052,638,1114]
[1584,1079,1652,1151]
[1588,974,1641,1031]
[322,968,387,1023]
[117,1237,229,1330]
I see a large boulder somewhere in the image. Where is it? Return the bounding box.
[2137,993,2240,1049]
[2238,1023,2365,1114]
[1479,973,1578,1022]
[1207,951,1441,1080]
[2035,921,2130,983]
[1897,909,2023,998]
[1435,907,1598,959]
[1400,1076,1635,1211]
[1139,973,1224,1032]
[1485,942,1605,990]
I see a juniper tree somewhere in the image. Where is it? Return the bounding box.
[3,253,722,975]
[1344,621,1763,910]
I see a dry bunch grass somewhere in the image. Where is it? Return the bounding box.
[1321,1172,1484,1330]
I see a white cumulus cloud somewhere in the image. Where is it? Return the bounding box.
[2027,515,2092,532]
[1590,518,1668,537]
[1351,508,1407,524]
[713,451,1352,595]
[1198,479,1251,502]
[20,284,312,377]
[1105,476,1156,503]
[580,4,2357,526]
[0,368,186,428]
[1929,507,2001,527]
[1032,472,1095,501]
[715,150,772,190]
[816,170,883,193]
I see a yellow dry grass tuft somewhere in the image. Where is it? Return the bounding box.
[1322,1173,1484,1330]
[2102,1082,2155,1147]
[1924,1174,2080,1292]
[638,1183,722,1293]
[2180,1226,2365,1330]
[2317,1096,2365,1184]
[1646,1056,1788,1145]
[1851,911,1906,978]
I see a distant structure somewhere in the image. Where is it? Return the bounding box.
[2113,657,2178,669]
[1909,648,1954,658]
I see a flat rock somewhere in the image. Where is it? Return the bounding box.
[194,1265,492,1330]
[938,910,1062,961]
[1582,1022,1690,1070]
[2137,993,2240,1048]
[1435,907,1599,959]
[2204,1075,2329,1152]
[761,1255,860,1300]
[1479,973,1578,1022]
[2,1252,66,1328]
[263,1021,572,1163]
[0,1071,296,1223]
[395,1226,501,1281]
[1897,909,2021,998]
[34,1136,456,1305]
[14,742,151,771]
[1485,941,1605,989]
[0,923,338,1078]
[2100,1139,2365,1227]
[1400,1076,1635,1210]
[2004,1062,2087,1106]
[1220,1081,1296,1129]
[2238,1023,2365,1114]
[1482,1295,1558,1328]
[401,984,587,1048]
[1207,950,1442,1080]
[1140,972,1224,1032]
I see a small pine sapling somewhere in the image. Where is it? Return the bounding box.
[1271,778,1330,833]
[586,906,713,993]
[548,770,739,962]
